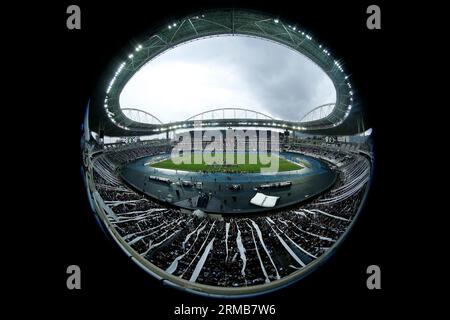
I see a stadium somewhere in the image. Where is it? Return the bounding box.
[81,9,373,297]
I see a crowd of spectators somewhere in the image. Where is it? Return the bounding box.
[87,140,371,288]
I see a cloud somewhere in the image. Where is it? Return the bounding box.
[120,36,336,123]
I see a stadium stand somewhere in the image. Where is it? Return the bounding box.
[86,138,371,288]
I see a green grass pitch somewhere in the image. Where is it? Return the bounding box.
[149,153,303,173]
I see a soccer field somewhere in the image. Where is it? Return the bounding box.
[149,153,303,173]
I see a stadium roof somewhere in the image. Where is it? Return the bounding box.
[92,8,363,136]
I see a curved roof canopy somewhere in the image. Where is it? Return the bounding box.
[98,9,356,136]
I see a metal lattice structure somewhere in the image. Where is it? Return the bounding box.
[186,108,274,121]
[121,108,163,125]
[300,103,335,123]
[100,9,355,135]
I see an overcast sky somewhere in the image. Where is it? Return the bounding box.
[120,36,336,123]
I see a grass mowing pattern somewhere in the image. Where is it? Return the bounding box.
[149,153,302,173]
